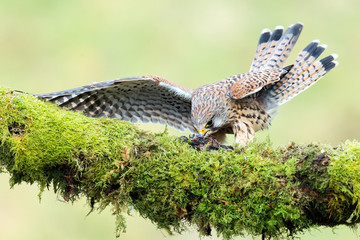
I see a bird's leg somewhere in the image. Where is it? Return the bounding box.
[232,120,255,147]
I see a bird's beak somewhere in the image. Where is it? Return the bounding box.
[197,128,207,135]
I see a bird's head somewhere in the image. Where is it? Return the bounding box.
[191,91,228,137]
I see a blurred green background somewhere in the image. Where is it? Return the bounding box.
[0,0,359,239]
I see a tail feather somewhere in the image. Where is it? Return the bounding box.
[278,59,338,105]
[268,40,325,98]
[273,53,337,105]
[260,38,338,115]
[253,26,284,71]
[250,23,303,72]
[283,54,338,100]
[250,27,280,72]
[264,23,303,70]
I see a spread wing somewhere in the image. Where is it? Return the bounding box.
[37,75,196,133]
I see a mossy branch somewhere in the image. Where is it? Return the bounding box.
[1,86,360,239]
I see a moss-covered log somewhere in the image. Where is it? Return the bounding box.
[0,86,360,239]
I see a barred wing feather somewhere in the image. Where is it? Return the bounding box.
[37,76,196,133]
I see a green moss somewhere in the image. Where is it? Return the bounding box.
[327,141,360,223]
[1,86,360,239]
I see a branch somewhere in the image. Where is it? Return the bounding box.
[1,86,359,239]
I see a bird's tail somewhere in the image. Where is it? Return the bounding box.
[249,22,303,72]
[260,40,338,117]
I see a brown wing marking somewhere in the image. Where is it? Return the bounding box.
[229,69,283,100]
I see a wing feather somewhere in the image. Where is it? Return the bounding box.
[227,69,284,100]
[37,75,196,133]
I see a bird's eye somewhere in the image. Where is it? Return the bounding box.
[205,119,214,128]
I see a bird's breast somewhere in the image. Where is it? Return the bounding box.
[227,102,270,132]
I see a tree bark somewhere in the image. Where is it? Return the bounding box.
[0,86,359,239]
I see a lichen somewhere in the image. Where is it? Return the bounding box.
[1,86,360,239]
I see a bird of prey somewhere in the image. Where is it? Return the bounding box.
[37,22,338,146]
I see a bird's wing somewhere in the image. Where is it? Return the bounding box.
[228,69,285,100]
[37,75,196,133]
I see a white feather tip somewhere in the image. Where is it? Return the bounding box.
[331,53,339,60]
[261,28,271,34]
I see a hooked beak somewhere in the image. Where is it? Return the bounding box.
[197,128,209,136]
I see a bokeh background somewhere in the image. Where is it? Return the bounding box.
[1,0,359,239]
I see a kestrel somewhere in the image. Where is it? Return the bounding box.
[37,23,338,146]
